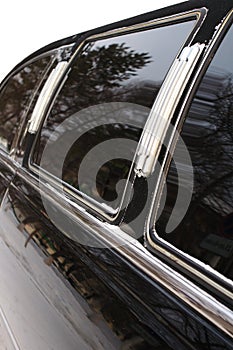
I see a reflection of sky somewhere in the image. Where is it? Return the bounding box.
[91,20,195,83]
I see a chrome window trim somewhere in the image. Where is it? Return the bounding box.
[30,164,118,216]
[28,9,206,222]
[134,42,205,178]
[0,148,19,173]
[79,9,206,43]
[28,61,69,134]
[15,164,233,340]
[11,55,58,158]
[115,240,233,340]
[0,306,20,350]
[0,44,73,92]
[0,51,56,157]
[0,45,74,159]
[146,9,233,295]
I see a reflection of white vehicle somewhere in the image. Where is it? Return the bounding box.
[0,0,232,349]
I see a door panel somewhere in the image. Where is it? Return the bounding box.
[0,167,231,349]
[0,151,17,202]
[0,178,122,350]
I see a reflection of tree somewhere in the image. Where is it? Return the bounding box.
[216,74,233,144]
[79,42,151,88]
[0,56,52,150]
[189,69,233,216]
[47,43,151,126]
[9,185,227,349]
[9,190,174,350]
[35,43,152,204]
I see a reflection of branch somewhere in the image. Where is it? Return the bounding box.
[212,91,233,102]
[0,113,18,124]
[193,169,233,208]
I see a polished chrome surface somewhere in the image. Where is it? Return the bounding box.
[134,43,205,177]
[83,217,233,338]
[15,166,233,341]
[82,9,203,43]
[0,306,20,350]
[28,61,69,134]
[146,9,233,298]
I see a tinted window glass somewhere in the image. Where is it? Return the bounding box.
[156,24,233,280]
[0,56,53,152]
[33,20,195,210]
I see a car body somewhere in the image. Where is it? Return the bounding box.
[0,0,232,349]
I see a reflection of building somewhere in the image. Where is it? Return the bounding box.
[157,68,233,280]
[115,79,161,109]
[185,68,233,217]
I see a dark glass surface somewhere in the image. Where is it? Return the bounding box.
[33,20,195,209]
[0,56,53,152]
[156,24,233,280]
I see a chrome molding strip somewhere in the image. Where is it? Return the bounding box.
[16,166,233,340]
[146,9,233,296]
[0,45,72,92]
[30,164,118,217]
[82,9,205,43]
[116,241,233,339]
[10,56,58,158]
[28,61,69,134]
[0,306,20,350]
[134,43,205,177]
[147,232,233,295]
[75,215,233,338]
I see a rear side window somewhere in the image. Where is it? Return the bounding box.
[0,44,75,156]
[32,17,196,212]
[0,55,54,153]
[156,22,233,281]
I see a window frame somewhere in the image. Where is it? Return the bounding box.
[0,51,56,157]
[146,9,233,299]
[0,44,75,161]
[27,9,205,222]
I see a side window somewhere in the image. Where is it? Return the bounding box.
[0,45,74,155]
[156,23,233,280]
[32,18,196,211]
[0,55,54,153]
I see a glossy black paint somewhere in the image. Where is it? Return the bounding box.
[0,152,17,201]
[3,172,171,349]
[3,169,232,349]
[0,1,233,349]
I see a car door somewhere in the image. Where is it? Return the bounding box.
[1,1,233,350]
[0,46,96,350]
[2,8,201,349]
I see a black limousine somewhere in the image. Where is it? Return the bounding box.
[0,0,232,349]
